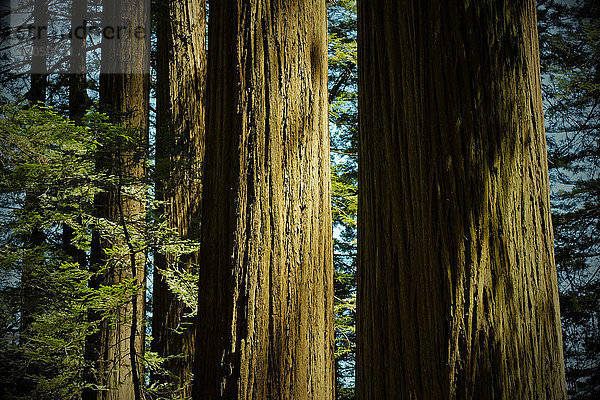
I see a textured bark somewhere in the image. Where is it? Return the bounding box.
[357,1,567,399]
[153,0,205,396]
[86,0,149,399]
[192,1,334,399]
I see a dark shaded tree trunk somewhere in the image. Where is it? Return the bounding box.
[85,0,149,399]
[153,0,205,396]
[357,1,567,399]
[29,0,47,103]
[192,1,334,399]
[69,0,88,122]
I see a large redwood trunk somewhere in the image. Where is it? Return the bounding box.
[192,1,334,399]
[357,1,567,399]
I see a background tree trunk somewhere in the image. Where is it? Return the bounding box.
[21,0,49,334]
[357,1,567,399]
[29,0,47,103]
[192,1,334,399]
[63,0,88,268]
[69,0,87,123]
[153,0,205,396]
[86,0,149,399]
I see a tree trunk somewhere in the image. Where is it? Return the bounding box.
[21,0,49,333]
[29,0,47,103]
[86,0,149,399]
[153,0,205,396]
[63,0,88,268]
[69,0,88,122]
[192,1,334,399]
[357,1,567,399]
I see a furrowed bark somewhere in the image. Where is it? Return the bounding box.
[153,0,205,396]
[193,1,334,399]
[357,1,567,399]
[86,0,149,399]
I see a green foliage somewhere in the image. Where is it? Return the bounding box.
[0,104,198,399]
[328,0,358,396]
[0,104,95,399]
[155,265,199,320]
[144,346,192,400]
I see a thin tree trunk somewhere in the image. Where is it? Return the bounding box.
[63,0,88,268]
[357,1,567,399]
[86,0,149,399]
[21,0,49,333]
[153,0,205,396]
[192,1,334,399]
[66,4,91,397]
[69,0,87,122]
[29,0,47,103]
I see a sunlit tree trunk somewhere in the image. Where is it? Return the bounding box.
[357,0,567,398]
[86,0,149,399]
[192,1,334,399]
[153,0,205,396]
